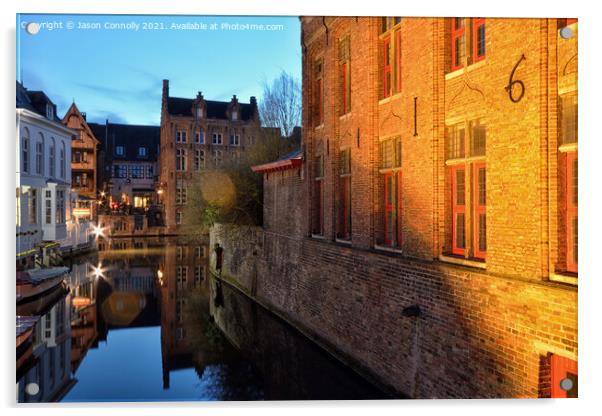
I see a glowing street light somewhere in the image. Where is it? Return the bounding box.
[91,224,105,239]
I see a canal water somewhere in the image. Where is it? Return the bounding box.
[17,237,388,402]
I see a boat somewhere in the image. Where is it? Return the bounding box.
[17,267,69,304]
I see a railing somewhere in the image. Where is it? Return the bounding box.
[72,162,95,171]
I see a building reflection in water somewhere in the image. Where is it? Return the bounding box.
[17,236,385,402]
[17,290,73,402]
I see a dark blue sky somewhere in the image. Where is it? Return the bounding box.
[17,14,301,125]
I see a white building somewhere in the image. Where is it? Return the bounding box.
[16,82,74,266]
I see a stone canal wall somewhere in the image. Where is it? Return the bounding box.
[210,223,577,399]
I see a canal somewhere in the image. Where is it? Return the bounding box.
[17,237,389,402]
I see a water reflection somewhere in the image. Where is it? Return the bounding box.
[16,237,387,402]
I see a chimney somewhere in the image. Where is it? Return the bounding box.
[81,112,87,121]
[162,79,169,112]
[196,91,203,100]
[231,94,238,103]
[250,96,257,107]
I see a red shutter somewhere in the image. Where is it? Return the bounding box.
[567,152,578,272]
[395,30,402,92]
[451,166,466,255]
[473,163,486,259]
[551,354,578,398]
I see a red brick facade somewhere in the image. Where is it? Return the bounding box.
[213,17,578,398]
[159,80,261,233]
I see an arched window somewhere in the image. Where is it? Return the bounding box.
[35,133,44,175]
[49,138,56,177]
[21,127,30,173]
[60,142,66,179]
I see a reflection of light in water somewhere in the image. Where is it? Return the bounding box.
[199,171,236,208]
[91,263,104,279]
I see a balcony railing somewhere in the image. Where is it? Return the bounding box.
[72,161,95,171]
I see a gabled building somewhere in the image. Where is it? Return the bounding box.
[16,81,74,267]
[159,79,261,233]
[62,103,100,219]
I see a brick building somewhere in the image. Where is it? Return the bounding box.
[159,80,262,233]
[89,121,160,211]
[239,17,578,398]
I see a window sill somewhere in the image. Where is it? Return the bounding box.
[374,244,402,255]
[439,253,486,269]
[549,272,577,286]
[558,143,577,153]
[339,113,352,121]
[378,93,402,106]
[445,155,486,166]
[314,124,324,131]
[311,234,325,240]
[335,238,352,245]
[445,59,486,81]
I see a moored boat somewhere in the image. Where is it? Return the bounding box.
[17,267,69,304]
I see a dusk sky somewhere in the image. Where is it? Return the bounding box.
[16,14,301,125]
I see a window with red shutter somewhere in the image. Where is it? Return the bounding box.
[451,165,466,255]
[473,162,486,259]
[472,18,486,62]
[382,36,391,98]
[451,18,466,71]
[551,354,578,398]
[566,152,578,272]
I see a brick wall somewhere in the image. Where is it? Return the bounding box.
[207,17,578,398]
[211,224,577,398]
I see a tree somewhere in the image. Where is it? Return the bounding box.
[182,71,301,234]
[258,71,301,138]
